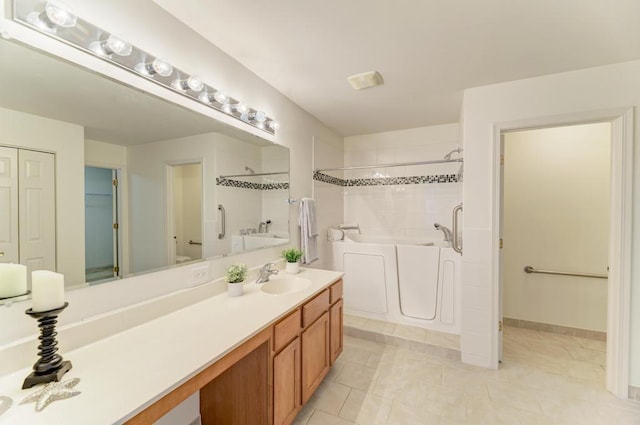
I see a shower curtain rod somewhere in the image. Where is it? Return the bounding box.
[219,171,289,178]
[315,158,462,173]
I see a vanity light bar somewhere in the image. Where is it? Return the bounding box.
[12,0,279,135]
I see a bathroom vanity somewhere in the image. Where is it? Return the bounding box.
[0,268,343,425]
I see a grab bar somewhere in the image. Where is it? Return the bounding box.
[188,240,202,245]
[452,203,463,254]
[524,265,607,279]
[339,224,361,234]
[218,204,225,239]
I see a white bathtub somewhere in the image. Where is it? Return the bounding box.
[331,234,461,334]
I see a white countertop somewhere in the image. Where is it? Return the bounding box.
[0,268,343,424]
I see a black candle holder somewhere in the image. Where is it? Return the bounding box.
[22,302,72,389]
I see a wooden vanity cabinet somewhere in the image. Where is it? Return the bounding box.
[330,299,344,364]
[301,311,330,403]
[273,310,302,425]
[273,337,301,425]
[127,279,344,425]
[272,280,344,425]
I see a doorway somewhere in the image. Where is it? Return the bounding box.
[166,162,203,265]
[84,166,120,283]
[499,123,610,377]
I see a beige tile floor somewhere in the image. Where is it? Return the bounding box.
[293,326,640,425]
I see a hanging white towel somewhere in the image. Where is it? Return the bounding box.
[299,198,318,264]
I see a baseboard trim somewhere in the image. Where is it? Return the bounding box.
[629,385,640,401]
[503,317,606,341]
[344,326,461,362]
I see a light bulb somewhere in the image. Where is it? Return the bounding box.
[134,58,173,77]
[213,91,228,104]
[268,120,280,131]
[152,58,173,77]
[172,75,204,92]
[89,34,132,57]
[240,112,250,122]
[44,1,77,28]
[255,111,267,123]
[235,103,250,114]
[199,92,213,104]
[222,103,232,113]
[26,1,77,32]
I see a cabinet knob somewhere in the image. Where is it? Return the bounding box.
[0,251,4,257]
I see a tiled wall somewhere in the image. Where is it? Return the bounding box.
[337,123,462,241]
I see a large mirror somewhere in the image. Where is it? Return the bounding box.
[0,39,289,300]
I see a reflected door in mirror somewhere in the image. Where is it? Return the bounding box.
[0,147,55,286]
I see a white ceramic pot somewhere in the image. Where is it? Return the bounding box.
[285,262,300,274]
[227,282,244,297]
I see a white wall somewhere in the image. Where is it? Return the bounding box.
[261,145,290,237]
[503,123,610,332]
[461,59,640,387]
[312,136,345,269]
[0,106,85,286]
[128,133,218,272]
[342,124,461,240]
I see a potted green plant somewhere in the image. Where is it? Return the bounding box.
[282,248,303,274]
[225,264,248,297]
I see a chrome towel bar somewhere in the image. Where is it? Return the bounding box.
[523,265,607,279]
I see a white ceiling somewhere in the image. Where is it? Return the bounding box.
[154,0,640,137]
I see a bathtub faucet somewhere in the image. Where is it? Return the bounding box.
[434,223,453,243]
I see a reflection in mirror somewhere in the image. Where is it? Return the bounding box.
[0,39,290,301]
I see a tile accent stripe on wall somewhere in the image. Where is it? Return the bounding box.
[313,171,459,187]
[216,177,289,190]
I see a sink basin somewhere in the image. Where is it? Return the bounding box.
[260,276,312,295]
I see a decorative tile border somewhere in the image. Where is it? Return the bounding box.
[503,317,606,341]
[313,171,459,187]
[216,177,289,190]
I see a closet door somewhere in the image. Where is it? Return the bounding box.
[0,147,18,264]
[19,150,55,273]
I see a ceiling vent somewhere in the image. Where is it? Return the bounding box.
[347,71,384,90]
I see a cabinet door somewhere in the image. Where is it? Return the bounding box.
[273,337,301,425]
[301,312,330,404]
[330,299,344,365]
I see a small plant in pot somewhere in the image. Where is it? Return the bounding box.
[225,264,247,297]
[282,248,303,274]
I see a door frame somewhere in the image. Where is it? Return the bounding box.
[491,107,633,398]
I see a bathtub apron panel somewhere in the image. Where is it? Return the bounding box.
[343,252,389,313]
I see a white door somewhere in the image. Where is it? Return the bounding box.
[0,147,18,264]
[19,149,56,275]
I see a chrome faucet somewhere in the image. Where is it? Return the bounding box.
[256,262,278,283]
[434,223,453,243]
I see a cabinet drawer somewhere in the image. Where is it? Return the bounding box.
[274,309,301,352]
[330,280,343,304]
[302,289,330,328]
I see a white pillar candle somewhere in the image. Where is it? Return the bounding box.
[0,263,28,298]
[31,270,65,312]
